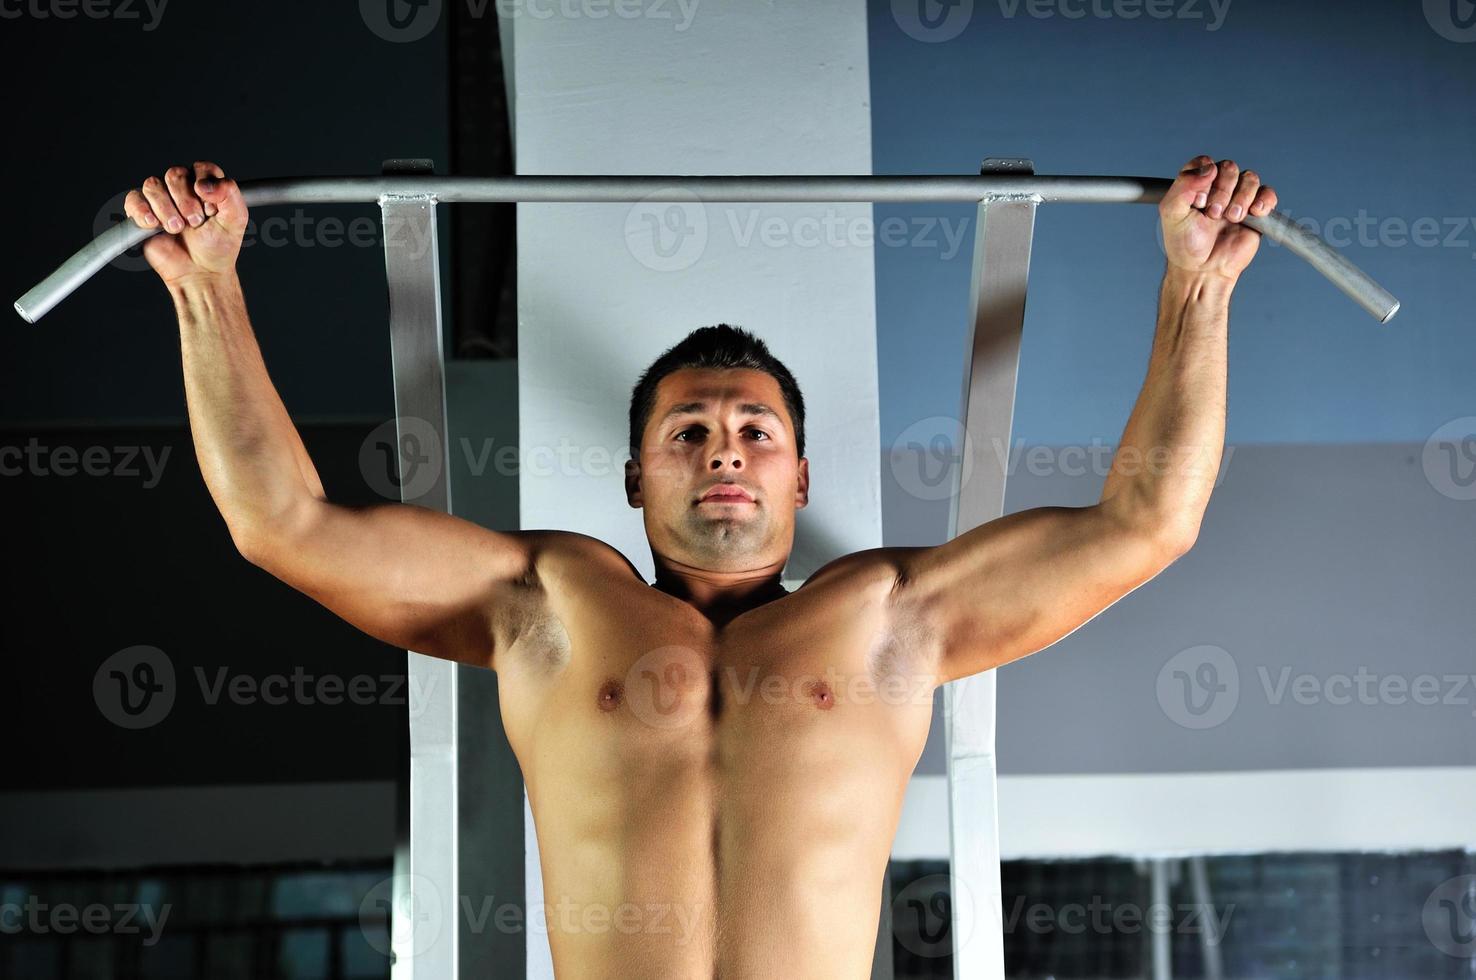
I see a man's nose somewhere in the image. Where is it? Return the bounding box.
[708,433,745,469]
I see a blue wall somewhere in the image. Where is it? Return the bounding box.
[868,0,1475,447]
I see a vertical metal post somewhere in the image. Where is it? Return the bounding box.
[381,158,524,978]
[944,157,1038,980]
[382,158,458,980]
[1149,858,1175,980]
[1188,856,1223,980]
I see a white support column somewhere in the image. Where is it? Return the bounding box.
[944,158,1039,980]
[381,160,458,980]
[509,2,880,975]
[385,159,525,979]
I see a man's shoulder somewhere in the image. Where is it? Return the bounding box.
[521,529,644,583]
[797,545,917,595]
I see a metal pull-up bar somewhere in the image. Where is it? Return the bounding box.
[14,172,1400,325]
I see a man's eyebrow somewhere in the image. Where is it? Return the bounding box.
[661,401,784,425]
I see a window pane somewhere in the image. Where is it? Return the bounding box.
[276,927,329,979]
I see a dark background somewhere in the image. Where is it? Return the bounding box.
[0,3,515,795]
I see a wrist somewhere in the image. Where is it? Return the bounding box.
[167,268,241,303]
[1162,264,1235,306]
[168,270,240,296]
[167,269,243,322]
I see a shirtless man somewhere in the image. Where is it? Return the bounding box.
[123,153,1275,978]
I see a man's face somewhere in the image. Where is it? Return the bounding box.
[626,367,809,572]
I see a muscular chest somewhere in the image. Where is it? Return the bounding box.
[497,558,937,780]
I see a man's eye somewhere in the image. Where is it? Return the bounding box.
[674,427,768,442]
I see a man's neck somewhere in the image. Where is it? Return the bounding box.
[650,565,790,627]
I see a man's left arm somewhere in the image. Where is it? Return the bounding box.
[889,155,1278,685]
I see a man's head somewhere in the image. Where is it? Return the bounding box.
[625,324,809,573]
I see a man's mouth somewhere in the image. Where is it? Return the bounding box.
[700,485,754,503]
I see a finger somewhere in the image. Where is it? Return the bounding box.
[123,188,159,230]
[141,175,186,234]
[1205,159,1240,220]
[1225,169,1261,223]
[164,165,207,228]
[1160,154,1218,224]
[191,160,247,230]
[1249,184,1277,217]
[192,161,223,218]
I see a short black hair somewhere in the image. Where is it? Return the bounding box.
[628,324,806,461]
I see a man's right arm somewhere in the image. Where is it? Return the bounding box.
[130,161,534,669]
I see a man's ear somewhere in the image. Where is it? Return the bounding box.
[795,456,810,509]
[625,457,642,508]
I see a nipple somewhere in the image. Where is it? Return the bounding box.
[805,679,836,711]
[597,678,625,712]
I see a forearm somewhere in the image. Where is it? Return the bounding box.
[1099,265,1234,549]
[169,272,325,549]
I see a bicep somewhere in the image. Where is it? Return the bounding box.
[891,504,1178,684]
[245,498,538,667]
